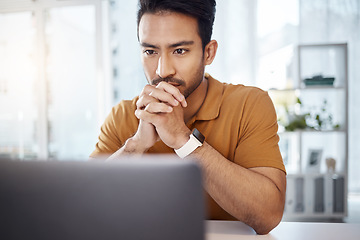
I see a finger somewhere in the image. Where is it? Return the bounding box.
[140,84,156,96]
[136,94,159,110]
[135,109,158,123]
[148,88,180,107]
[156,82,187,107]
[145,102,173,113]
[135,109,145,120]
[140,84,180,107]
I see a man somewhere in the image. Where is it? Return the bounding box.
[91,0,286,235]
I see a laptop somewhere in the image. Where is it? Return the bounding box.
[0,156,205,240]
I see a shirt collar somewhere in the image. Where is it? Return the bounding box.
[194,73,224,121]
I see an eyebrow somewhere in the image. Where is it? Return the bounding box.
[169,41,194,48]
[140,40,195,49]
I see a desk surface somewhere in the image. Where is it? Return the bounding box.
[206,221,360,240]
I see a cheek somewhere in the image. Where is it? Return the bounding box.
[176,55,203,76]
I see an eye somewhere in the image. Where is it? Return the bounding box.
[144,50,156,55]
[174,48,188,55]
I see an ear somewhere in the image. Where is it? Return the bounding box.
[203,40,218,65]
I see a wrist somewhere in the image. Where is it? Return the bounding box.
[174,129,192,150]
[175,128,205,158]
[123,137,149,154]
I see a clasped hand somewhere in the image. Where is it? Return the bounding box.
[133,82,191,150]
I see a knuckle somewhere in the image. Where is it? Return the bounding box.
[136,96,144,105]
[134,109,141,118]
[136,96,147,108]
[142,84,153,94]
[144,84,152,90]
[157,82,166,88]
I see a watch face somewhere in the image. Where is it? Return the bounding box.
[192,128,205,143]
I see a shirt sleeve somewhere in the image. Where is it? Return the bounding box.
[234,90,286,173]
[90,99,139,158]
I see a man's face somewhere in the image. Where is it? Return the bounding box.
[138,12,205,98]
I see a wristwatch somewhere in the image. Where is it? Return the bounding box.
[175,128,205,158]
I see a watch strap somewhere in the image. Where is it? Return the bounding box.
[174,129,204,158]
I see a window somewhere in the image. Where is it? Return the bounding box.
[0,0,104,160]
[0,11,38,159]
[45,6,98,159]
[109,0,144,105]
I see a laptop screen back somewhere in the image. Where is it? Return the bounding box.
[0,156,204,240]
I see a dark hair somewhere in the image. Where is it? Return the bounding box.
[137,0,216,50]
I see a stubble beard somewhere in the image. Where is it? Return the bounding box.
[150,65,205,99]
[182,65,205,99]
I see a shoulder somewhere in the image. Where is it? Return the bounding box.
[91,97,139,157]
[113,97,139,112]
[220,82,274,114]
[207,74,270,105]
[224,83,268,100]
[111,96,139,116]
[204,74,276,120]
[103,96,139,131]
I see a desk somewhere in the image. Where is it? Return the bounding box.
[206,221,360,240]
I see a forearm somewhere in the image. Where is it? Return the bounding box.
[190,142,286,234]
[106,137,149,161]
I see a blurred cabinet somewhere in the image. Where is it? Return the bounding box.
[267,43,348,220]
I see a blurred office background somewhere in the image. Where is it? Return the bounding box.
[0,0,359,221]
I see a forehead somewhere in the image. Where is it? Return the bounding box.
[138,12,201,46]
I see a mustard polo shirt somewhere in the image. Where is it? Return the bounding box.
[91,73,285,220]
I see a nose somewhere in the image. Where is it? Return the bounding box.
[156,55,175,78]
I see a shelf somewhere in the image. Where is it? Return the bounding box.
[276,43,348,220]
[284,173,347,219]
[300,86,345,90]
[287,172,346,178]
[283,213,346,220]
[269,86,345,91]
[278,129,347,134]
